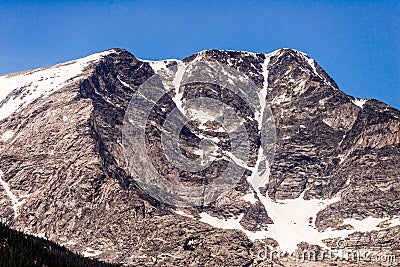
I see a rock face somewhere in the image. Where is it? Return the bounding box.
[0,48,399,266]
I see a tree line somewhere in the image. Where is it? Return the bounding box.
[0,222,121,267]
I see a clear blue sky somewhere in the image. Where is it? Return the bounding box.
[1,1,399,108]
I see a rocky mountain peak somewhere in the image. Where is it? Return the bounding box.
[0,47,399,266]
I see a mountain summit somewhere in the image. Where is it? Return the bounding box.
[0,48,399,266]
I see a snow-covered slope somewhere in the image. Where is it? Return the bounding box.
[0,50,115,121]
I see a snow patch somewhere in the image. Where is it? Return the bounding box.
[322,119,332,127]
[172,63,186,115]
[139,58,180,74]
[35,232,47,239]
[81,247,103,257]
[224,151,252,171]
[199,212,242,230]
[200,212,271,241]
[338,134,346,146]
[256,189,342,252]
[254,51,276,130]
[1,130,14,141]
[0,170,30,218]
[0,50,114,121]
[61,240,77,246]
[117,76,133,89]
[188,108,214,124]
[297,51,335,89]
[338,154,346,165]
[242,193,258,204]
[342,216,388,232]
[174,209,194,218]
[388,217,400,228]
[352,98,367,108]
[240,51,279,188]
[272,93,291,105]
[149,61,168,73]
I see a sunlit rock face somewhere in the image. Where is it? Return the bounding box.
[0,47,399,266]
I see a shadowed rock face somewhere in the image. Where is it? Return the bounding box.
[0,48,399,266]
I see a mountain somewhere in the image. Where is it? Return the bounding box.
[0,48,399,266]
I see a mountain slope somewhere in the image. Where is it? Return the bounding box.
[0,48,399,266]
[0,222,120,267]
